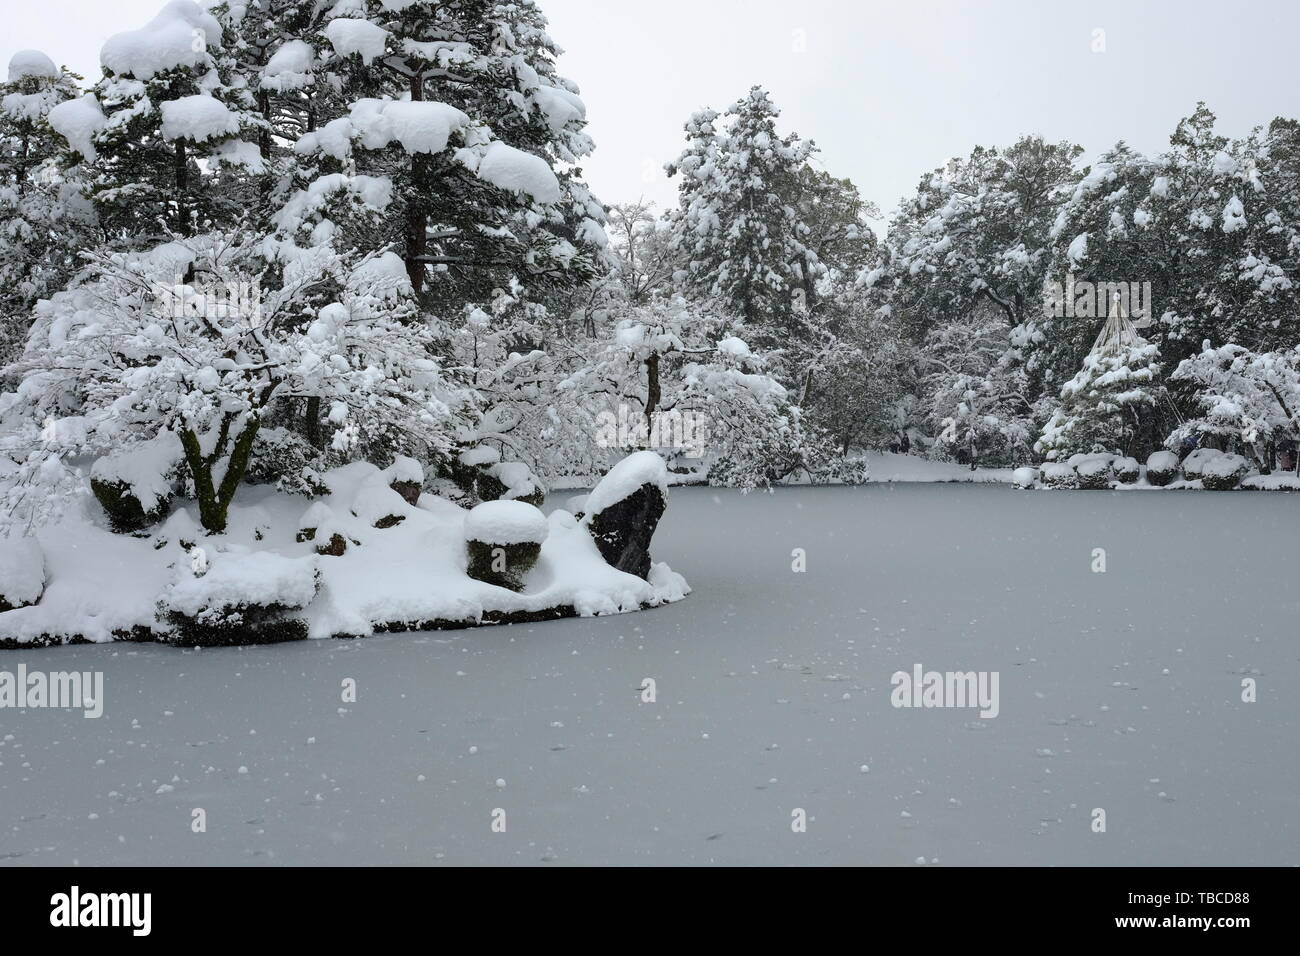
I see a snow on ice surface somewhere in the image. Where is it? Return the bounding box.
[100,0,222,80]
[8,50,59,81]
[465,500,549,545]
[1,484,1296,865]
[580,450,668,520]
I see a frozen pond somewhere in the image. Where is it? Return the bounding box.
[1,484,1297,865]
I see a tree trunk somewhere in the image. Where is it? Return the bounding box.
[180,420,262,534]
[174,142,189,236]
[404,70,427,295]
[305,396,323,448]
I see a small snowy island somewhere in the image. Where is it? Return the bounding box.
[0,451,687,649]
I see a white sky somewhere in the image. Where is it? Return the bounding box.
[7,0,1300,228]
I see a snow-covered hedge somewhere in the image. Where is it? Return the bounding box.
[1181,447,1223,481]
[1146,451,1180,486]
[1041,462,1078,489]
[1201,454,1251,490]
[1113,457,1140,484]
[1074,454,1114,490]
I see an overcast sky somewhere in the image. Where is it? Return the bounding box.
[6,0,1300,228]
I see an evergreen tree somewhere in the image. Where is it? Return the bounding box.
[0,51,92,367]
[666,87,819,348]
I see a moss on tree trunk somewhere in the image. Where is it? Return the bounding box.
[180,418,262,534]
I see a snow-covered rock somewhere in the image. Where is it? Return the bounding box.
[464,500,549,546]
[582,452,669,579]
[162,550,320,646]
[464,501,549,592]
[90,433,184,533]
[0,537,45,612]
[383,455,424,505]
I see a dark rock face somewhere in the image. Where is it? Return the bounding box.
[315,533,348,557]
[585,483,666,580]
[91,478,171,533]
[164,607,309,647]
[465,539,541,591]
[390,480,422,506]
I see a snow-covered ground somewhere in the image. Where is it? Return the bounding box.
[1,483,1296,865]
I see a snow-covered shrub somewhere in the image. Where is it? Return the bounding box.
[1181,447,1224,481]
[1040,462,1078,489]
[1113,457,1141,483]
[161,550,319,646]
[244,428,329,498]
[1074,454,1114,490]
[582,451,668,579]
[1201,454,1251,490]
[464,500,549,591]
[89,432,184,532]
[1146,451,1180,486]
[0,535,45,611]
[1012,466,1038,489]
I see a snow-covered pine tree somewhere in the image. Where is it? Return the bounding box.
[665,87,820,350]
[289,0,607,305]
[1036,302,1167,460]
[58,0,265,246]
[0,51,93,368]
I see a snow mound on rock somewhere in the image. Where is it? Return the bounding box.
[465,500,549,545]
[0,537,45,608]
[581,451,668,521]
[165,550,320,617]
